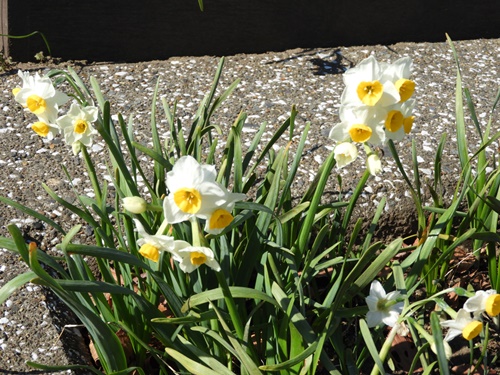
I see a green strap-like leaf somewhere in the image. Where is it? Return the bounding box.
[0,196,65,234]
[430,312,450,375]
[165,347,228,375]
[182,286,278,313]
[0,270,36,305]
[359,319,385,375]
[26,361,104,375]
[259,342,317,371]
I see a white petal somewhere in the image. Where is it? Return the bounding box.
[392,301,404,315]
[385,290,401,301]
[369,280,387,300]
[171,240,190,260]
[444,327,462,342]
[200,163,217,182]
[178,258,197,273]
[366,311,383,327]
[382,311,400,327]
[377,82,401,107]
[343,55,380,85]
[163,195,191,224]
[440,319,463,331]
[84,106,99,122]
[365,295,379,312]
[455,308,474,325]
[206,258,221,272]
[389,57,413,79]
[328,122,349,142]
[166,156,203,192]
[463,293,486,313]
[132,219,147,237]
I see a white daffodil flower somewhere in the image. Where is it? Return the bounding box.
[380,57,416,103]
[163,156,245,225]
[384,99,416,142]
[329,105,386,146]
[198,188,245,235]
[57,102,98,153]
[333,142,358,169]
[463,289,500,318]
[366,153,382,176]
[341,55,400,108]
[28,120,60,140]
[133,219,175,262]
[365,280,404,328]
[14,70,69,123]
[440,308,483,341]
[12,70,35,99]
[171,240,221,273]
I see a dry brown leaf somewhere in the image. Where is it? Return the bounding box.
[88,339,99,364]
[116,328,134,361]
[390,333,421,373]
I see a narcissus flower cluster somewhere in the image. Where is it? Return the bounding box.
[163,156,246,235]
[13,70,98,154]
[126,156,245,273]
[329,55,416,175]
[440,289,500,342]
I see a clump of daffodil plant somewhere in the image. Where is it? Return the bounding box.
[329,55,416,175]
[1,37,499,375]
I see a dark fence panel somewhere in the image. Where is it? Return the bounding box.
[6,0,500,62]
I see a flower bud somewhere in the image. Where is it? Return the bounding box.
[366,153,382,176]
[123,196,147,214]
[72,141,82,155]
[334,142,358,168]
[430,340,452,359]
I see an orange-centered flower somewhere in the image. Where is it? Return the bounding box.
[74,119,88,134]
[395,78,415,102]
[485,294,500,316]
[403,116,414,134]
[190,251,207,266]
[139,243,160,262]
[209,209,234,231]
[462,321,483,340]
[356,81,383,106]
[349,124,372,143]
[173,188,202,214]
[385,110,404,132]
[26,95,47,115]
[31,122,50,137]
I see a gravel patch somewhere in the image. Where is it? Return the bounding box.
[0,38,499,372]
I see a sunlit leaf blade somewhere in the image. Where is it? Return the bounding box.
[0,271,36,305]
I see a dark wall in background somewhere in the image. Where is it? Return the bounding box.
[6,0,500,62]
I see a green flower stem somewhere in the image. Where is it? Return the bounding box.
[363,143,374,156]
[369,324,399,375]
[215,270,245,341]
[408,316,433,343]
[188,218,245,340]
[155,218,170,236]
[401,287,464,318]
[146,203,163,212]
[189,217,203,247]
